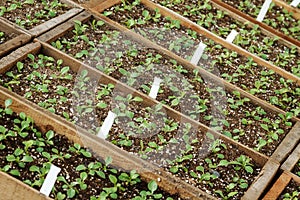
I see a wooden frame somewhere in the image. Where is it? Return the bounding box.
[37,11,300,164]
[0,39,282,199]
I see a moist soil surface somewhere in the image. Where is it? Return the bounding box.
[0,109,179,199]
[104,0,300,117]
[0,0,70,29]
[150,0,300,78]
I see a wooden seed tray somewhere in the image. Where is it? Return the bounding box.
[0,39,282,199]
[37,11,300,163]
[0,18,31,57]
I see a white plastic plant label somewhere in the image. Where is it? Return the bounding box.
[290,0,300,7]
[40,164,61,197]
[149,77,162,99]
[97,111,117,139]
[256,0,272,22]
[226,30,238,43]
[190,42,207,65]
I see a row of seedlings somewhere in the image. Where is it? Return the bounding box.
[0,39,279,199]
[140,0,300,78]
[0,87,190,200]
[93,0,300,119]
[0,18,31,57]
[37,12,300,163]
[211,0,300,46]
[0,0,83,37]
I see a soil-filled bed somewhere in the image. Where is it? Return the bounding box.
[102,0,300,118]
[283,0,300,8]
[221,0,300,41]
[44,16,296,156]
[278,179,300,199]
[0,100,179,200]
[150,0,300,78]
[0,50,264,199]
[0,0,70,30]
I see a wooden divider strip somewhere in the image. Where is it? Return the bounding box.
[281,142,300,171]
[29,8,84,37]
[271,122,300,163]
[262,171,292,200]
[0,172,51,200]
[138,0,300,85]
[243,159,280,200]
[0,18,32,57]
[37,12,92,43]
[211,0,300,47]
[0,42,41,73]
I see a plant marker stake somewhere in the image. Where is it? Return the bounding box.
[290,0,300,7]
[256,0,272,22]
[190,42,207,65]
[226,30,238,43]
[149,77,162,99]
[97,111,116,139]
[40,164,61,197]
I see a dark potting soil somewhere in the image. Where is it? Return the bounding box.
[0,0,70,30]
[292,159,300,177]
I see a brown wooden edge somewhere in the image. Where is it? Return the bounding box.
[29,8,84,37]
[0,18,31,57]
[271,122,300,163]
[273,0,300,20]
[0,171,52,200]
[281,142,300,172]
[262,171,300,200]
[211,0,300,47]
[0,40,275,198]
